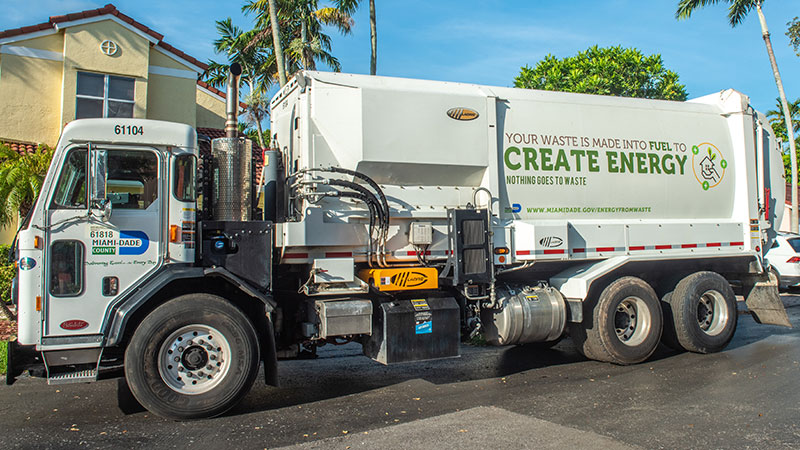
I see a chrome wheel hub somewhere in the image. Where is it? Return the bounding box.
[614,296,651,346]
[158,325,231,395]
[697,290,728,336]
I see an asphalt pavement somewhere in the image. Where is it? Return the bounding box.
[1,296,799,449]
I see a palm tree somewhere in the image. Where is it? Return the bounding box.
[203,18,275,149]
[677,0,799,233]
[336,0,378,75]
[0,143,53,228]
[268,0,288,86]
[767,97,800,180]
[244,0,353,77]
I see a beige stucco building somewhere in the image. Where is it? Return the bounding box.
[0,4,233,244]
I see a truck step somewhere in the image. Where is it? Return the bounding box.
[47,368,98,385]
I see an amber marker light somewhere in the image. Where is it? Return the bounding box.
[494,247,509,255]
[36,296,42,311]
[169,225,180,243]
[34,236,42,249]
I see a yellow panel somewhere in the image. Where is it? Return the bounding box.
[358,267,439,291]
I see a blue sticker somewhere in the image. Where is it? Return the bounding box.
[415,320,432,334]
[512,203,522,213]
[19,257,36,270]
[119,230,149,255]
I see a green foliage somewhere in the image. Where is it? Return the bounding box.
[242,0,354,73]
[0,245,12,305]
[767,97,800,179]
[0,340,6,375]
[788,17,800,56]
[514,46,688,101]
[676,0,761,27]
[0,143,54,228]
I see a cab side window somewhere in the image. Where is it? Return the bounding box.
[51,149,87,209]
[49,240,84,297]
[106,151,158,210]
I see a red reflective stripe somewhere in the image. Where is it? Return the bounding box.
[730,241,745,246]
[655,244,672,250]
[543,249,565,255]
[573,248,585,253]
[706,242,721,247]
[406,250,432,256]
[325,252,352,258]
[284,253,309,259]
[516,250,531,255]
[629,246,646,251]
[595,247,615,252]
[681,244,697,248]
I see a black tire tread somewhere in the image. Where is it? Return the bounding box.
[668,271,737,354]
[124,294,260,420]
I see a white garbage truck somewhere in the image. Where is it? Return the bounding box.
[6,70,791,420]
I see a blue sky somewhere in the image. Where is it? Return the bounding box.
[3,0,800,115]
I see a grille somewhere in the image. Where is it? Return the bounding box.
[461,219,485,245]
[463,248,486,275]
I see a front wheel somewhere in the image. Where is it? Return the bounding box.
[124,294,260,420]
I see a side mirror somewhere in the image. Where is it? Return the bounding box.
[89,149,111,221]
[90,149,108,204]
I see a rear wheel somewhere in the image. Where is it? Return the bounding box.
[666,271,737,354]
[124,294,260,420]
[572,277,663,365]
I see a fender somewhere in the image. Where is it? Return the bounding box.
[103,265,276,346]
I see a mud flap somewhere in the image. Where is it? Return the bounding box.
[743,272,792,328]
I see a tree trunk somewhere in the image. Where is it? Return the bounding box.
[757,3,798,233]
[369,0,377,75]
[268,0,287,87]
[301,16,315,70]
[248,79,267,151]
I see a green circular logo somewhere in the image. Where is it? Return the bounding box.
[720,159,727,169]
[692,145,700,155]
[702,180,709,191]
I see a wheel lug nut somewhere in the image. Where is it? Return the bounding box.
[178,366,184,372]
[174,356,180,362]
[206,365,213,370]
[187,340,193,345]
[178,346,184,352]
[186,372,192,378]
[210,354,216,360]
[197,372,204,377]
[198,340,204,345]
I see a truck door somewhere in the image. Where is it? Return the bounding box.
[44,144,163,338]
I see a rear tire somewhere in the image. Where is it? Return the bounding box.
[124,294,260,420]
[667,271,737,354]
[572,277,663,365]
[659,292,683,351]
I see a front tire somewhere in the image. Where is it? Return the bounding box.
[666,271,737,354]
[124,294,260,420]
[572,277,663,365]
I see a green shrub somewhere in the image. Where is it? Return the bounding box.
[0,340,7,375]
[0,244,12,305]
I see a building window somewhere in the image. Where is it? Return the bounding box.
[76,72,135,119]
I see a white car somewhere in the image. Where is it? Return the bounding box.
[765,233,800,289]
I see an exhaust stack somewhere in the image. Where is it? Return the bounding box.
[211,63,252,221]
[225,62,242,138]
